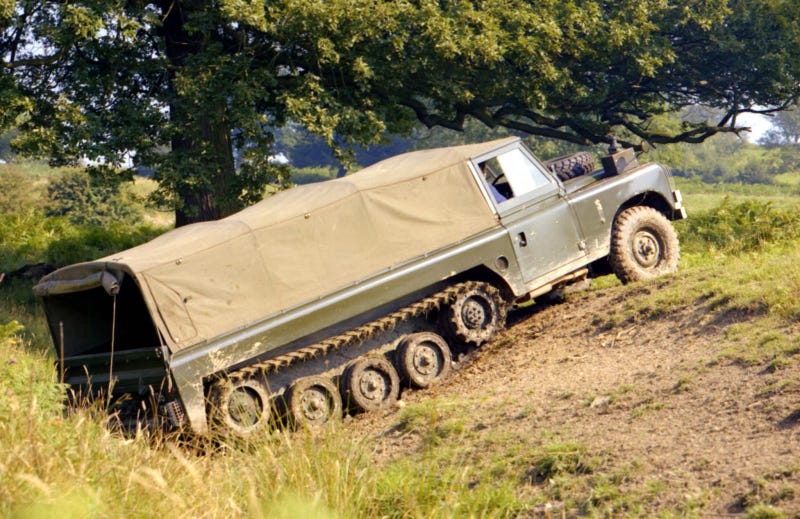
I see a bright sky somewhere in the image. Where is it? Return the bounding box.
[738,112,773,143]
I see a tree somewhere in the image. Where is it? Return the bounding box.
[761,105,800,145]
[0,0,31,130]
[3,0,800,224]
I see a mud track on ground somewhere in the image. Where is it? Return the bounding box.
[347,286,800,516]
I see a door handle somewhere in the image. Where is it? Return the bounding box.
[517,232,528,247]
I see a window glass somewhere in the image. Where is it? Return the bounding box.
[479,148,551,203]
[496,149,550,196]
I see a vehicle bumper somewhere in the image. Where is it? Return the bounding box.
[672,189,687,220]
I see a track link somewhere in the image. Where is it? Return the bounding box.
[215,281,486,389]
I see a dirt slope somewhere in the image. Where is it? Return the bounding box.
[348,287,800,516]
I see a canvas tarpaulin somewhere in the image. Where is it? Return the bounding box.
[34,137,515,352]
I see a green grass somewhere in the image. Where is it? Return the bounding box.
[131,177,175,227]
[676,199,800,254]
[0,334,530,518]
[676,177,800,212]
[774,171,800,187]
[0,211,166,272]
[737,467,799,519]
[0,160,76,179]
[591,238,800,370]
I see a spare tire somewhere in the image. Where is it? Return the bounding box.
[545,152,595,182]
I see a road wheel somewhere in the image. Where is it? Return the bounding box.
[441,282,507,347]
[209,377,271,437]
[609,206,680,284]
[396,332,452,388]
[342,356,399,413]
[545,152,595,181]
[286,376,342,429]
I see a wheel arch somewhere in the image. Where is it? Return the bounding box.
[615,191,678,222]
[448,264,517,302]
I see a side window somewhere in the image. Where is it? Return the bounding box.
[478,148,552,204]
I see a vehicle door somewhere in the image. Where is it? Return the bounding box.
[473,144,587,285]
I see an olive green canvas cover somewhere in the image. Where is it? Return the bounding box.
[34,138,515,351]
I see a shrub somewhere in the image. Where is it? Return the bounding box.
[45,170,143,226]
[0,211,164,272]
[0,166,45,213]
[679,198,800,254]
[43,222,164,267]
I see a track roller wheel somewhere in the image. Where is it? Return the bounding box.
[440,282,507,347]
[342,356,400,413]
[396,332,452,388]
[209,377,271,437]
[286,376,342,429]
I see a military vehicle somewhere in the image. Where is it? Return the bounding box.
[33,136,686,435]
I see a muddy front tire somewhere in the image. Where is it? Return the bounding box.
[609,206,680,284]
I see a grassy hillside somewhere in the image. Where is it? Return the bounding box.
[1,172,799,517]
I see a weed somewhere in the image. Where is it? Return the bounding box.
[745,504,787,519]
[719,322,799,367]
[597,313,622,331]
[527,442,595,483]
[0,210,165,272]
[759,377,800,397]
[673,376,693,393]
[394,399,468,446]
[630,399,665,419]
[737,467,800,519]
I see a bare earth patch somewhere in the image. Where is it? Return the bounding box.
[347,287,800,516]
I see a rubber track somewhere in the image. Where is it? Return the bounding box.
[218,281,483,387]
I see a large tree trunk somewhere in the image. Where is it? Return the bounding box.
[174,185,220,227]
[160,0,240,227]
[173,117,239,227]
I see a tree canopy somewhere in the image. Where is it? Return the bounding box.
[3,0,800,223]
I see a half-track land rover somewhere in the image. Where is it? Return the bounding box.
[34,137,686,436]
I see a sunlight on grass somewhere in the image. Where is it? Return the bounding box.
[0,328,375,518]
[677,177,800,212]
[774,171,800,187]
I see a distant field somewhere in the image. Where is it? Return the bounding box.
[1,162,175,228]
[676,177,800,212]
[131,176,174,227]
[774,170,800,186]
[0,160,73,178]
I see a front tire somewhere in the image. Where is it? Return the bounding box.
[609,206,680,284]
